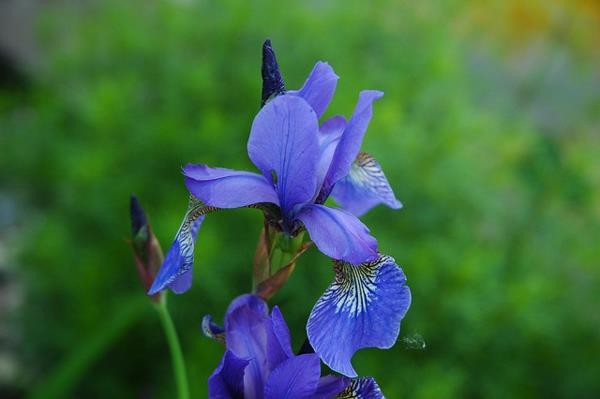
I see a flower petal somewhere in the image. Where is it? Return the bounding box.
[147,197,208,295]
[288,61,339,118]
[320,90,383,200]
[307,255,411,377]
[184,164,279,208]
[314,375,351,399]
[264,354,321,399]
[335,377,384,399]
[247,95,320,218]
[208,350,249,399]
[331,152,401,217]
[315,116,347,195]
[296,204,378,264]
[271,306,294,358]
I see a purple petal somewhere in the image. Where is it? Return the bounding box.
[296,204,378,264]
[147,198,207,295]
[261,39,286,106]
[224,295,270,398]
[271,306,294,358]
[307,255,411,377]
[184,164,279,208]
[320,90,384,200]
[288,61,339,118]
[315,116,347,195]
[208,350,249,399]
[331,152,401,217]
[247,95,320,219]
[263,354,321,399]
[313,375,350,399]
[336,377,384,398]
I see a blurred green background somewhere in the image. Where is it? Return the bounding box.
[1,0,599,398]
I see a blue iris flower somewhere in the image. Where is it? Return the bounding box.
[206,294,384,399]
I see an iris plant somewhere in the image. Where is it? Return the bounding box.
[134,40,413,396]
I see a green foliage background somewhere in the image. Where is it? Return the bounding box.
[1,0,599,398]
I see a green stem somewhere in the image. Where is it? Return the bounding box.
[155,294,190,399]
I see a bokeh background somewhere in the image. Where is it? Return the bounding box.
[1,0,599,398]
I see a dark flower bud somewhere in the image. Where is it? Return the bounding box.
[261,39,285,106]
[129,195,164,299]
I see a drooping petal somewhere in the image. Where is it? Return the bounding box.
[315,116,347,194]
[201,314,226,344]
[261,39,286,106]
[184,164,279,208]
[288,61,339,118]
[208,350,249,399]
[319,90,384,200]
[263,354,321,399]
[331,152,402,217]
[335,377,384,399]
[307,255,411,377]
[147,197,208,295]
[247,95,320,219]
[296,204,378,264]
[314,375,351,399]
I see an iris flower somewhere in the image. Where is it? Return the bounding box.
[205,294,384,399]
[149,41,400,295]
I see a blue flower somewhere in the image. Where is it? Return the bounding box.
[207,294,349,399]
[206,294,387,399]
[149,41,400,295]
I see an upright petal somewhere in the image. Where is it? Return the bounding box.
[263,354,321,399]
[307,255,411,377]
[315,116,346,194]
[335,377,384,399]
[184,164,279,208]
[288,61,339,118]
[296,204,378,264]
[247,95,320,218]
[320,90,384,200]
[208,350,249,399]
[271,306,294,358]
[147,197,208,295]
[331,152,401,217]
[224,295,291,398]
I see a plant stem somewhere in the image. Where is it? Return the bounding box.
[155,294,190,399]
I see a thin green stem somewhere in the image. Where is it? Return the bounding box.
[155,294,190,399]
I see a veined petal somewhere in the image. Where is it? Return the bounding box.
[331,152,402,217]
[184,164,279,208]
[320,90,384,200]
[335,377,384,399]
[261,39,286,106]
[208,350,249,399]
[148,197,209,295]
[307,255,411,377]
[288,61,339,118]
[264,354,321,399]
[247,95,320,218]
[296,204,378,264]
[314,375,351,399]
